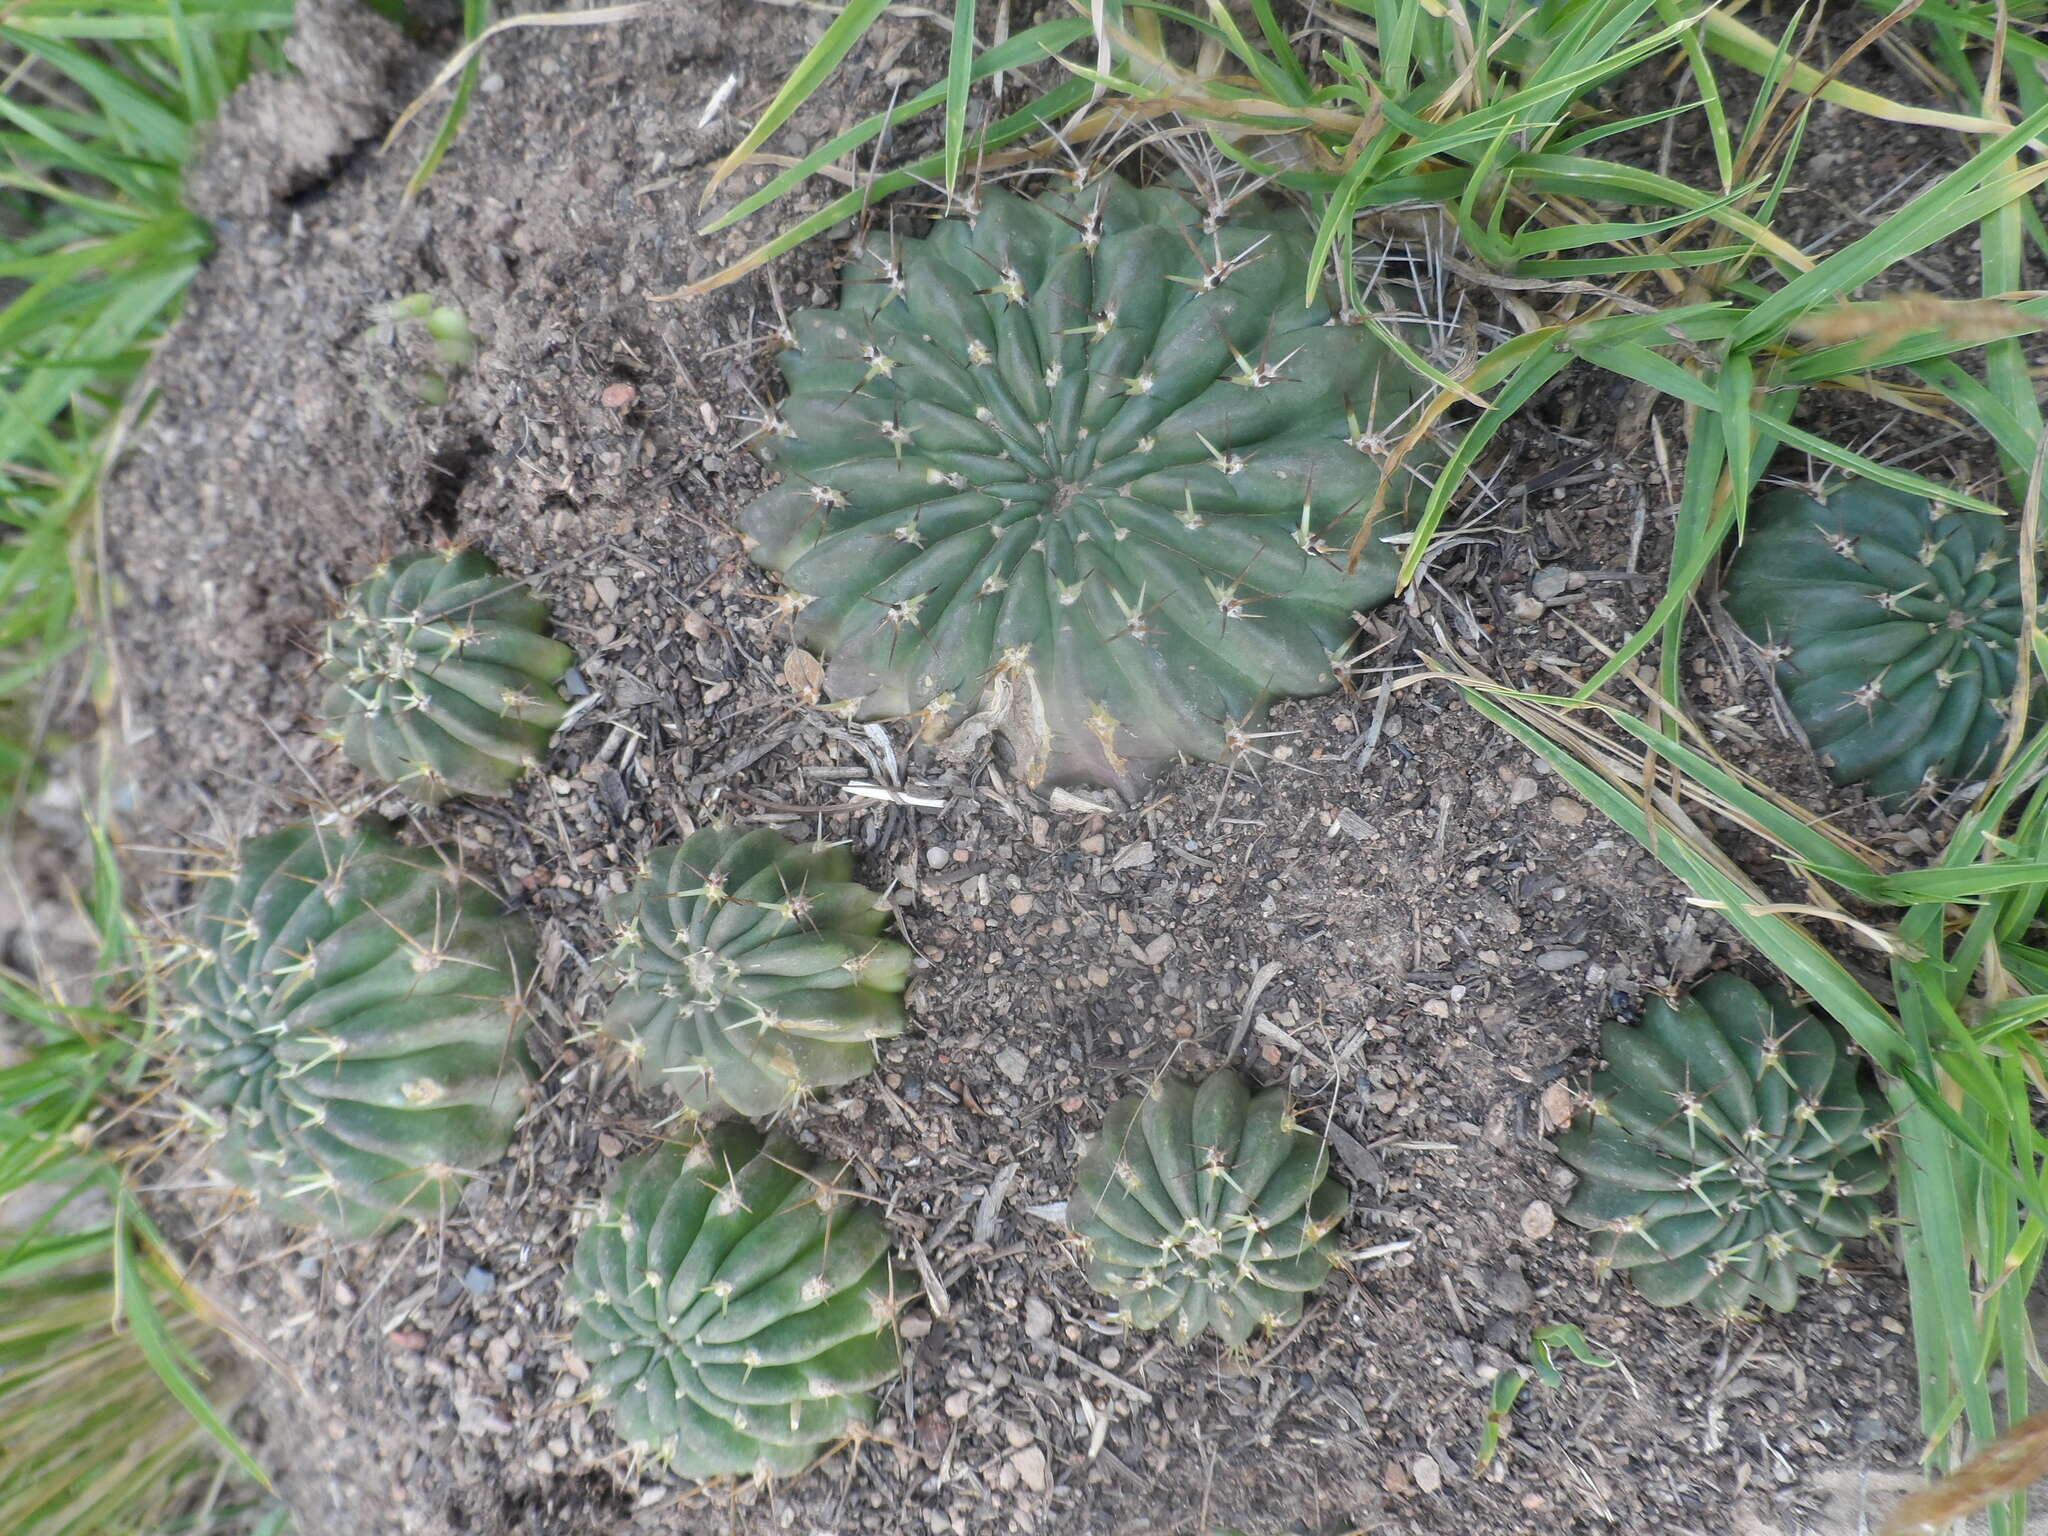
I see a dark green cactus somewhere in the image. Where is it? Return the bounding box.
[1068,1070,1349,1346]
[565,1128,912,1479]
[1556,973,1890,1317]
[1722,480,2023,801]
[174,820,536,1238]
[741,174,1435,791]
[318,546,573,805]
[599,827,910,1118]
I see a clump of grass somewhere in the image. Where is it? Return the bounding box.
[0,0,292,798]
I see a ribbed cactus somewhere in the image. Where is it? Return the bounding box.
[174,820,537,1238]
[741,174,1435,790]
[318,546,573,805]
[1556,973,1890,1316]
[1722,480,2023,801]
[565,1128,912,1479]
[598,827,910,1118]
[1068,1070,1349,1345]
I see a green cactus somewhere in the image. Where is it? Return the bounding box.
[1068,1070,1350,1346]
[1556,973,1890,1317]
[598,827,911,1118]
[740,174,1436,791]
[174,820,537,1239]
[565,1127,912,1479]
[1721,479,2023,802]
[318,546,573,805]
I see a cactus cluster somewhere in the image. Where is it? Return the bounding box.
[318,545,573,805]
[1556,974,1890,1317]
[1068,1070,1349,1345]
[741,174,1435,791]
[1721,480,2023,801]
[598,827,911,1118]
[175,820,537,1238]
[565,1127,911,1479]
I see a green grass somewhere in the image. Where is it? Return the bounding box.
[0,0,290,794]
[1,2,295,1529]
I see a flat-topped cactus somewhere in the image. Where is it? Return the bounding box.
[318,545,573,805]
[1722,480,2023,802]
[174,820,537,1238]
[598,827,911,1118]
[741,173,1435,791]
[1556,973,1890,1316]
[565,1128,912,1480]
[1068,1070,1349,1346]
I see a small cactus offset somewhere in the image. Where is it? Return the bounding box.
[741,173,1435,790]
[1068,1070,1349,1346]
[1556,973,1890,1317]
[598,827,910,1118]
[565,1128,913,1480]
[175,820,537,1238]
[1721,479,2023,801]
[318,545,573,805]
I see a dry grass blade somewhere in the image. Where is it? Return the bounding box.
[381,1,661,149]
[1882,1408,2048,1535]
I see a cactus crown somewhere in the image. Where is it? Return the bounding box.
[319,545,573,805]
[174,820,536,1238]
[1556,973,1890,1317]
[1721,479,2023,802]
[599,826,911,1118]
[1068,1070,1349,1346]
[565,1128,912,1480]
[741,173,1435,791]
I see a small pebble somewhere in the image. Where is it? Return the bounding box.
[1011,1445,1050,1493]
[1488,1267,1535,1312]
[1531,565,1572,600]
[1549,796,1589,826]
[1412,1453,1442,1494]
[599,382,636,411]
[1537,949,1589,971]
[462,1265,496,1296]
[1520,1200,1557,1241]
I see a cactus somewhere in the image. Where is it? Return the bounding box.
[1555,973,1890,1317]
[599,827,910,1119]
[364,292,479,404]
[1068,1070,1349,1346]
[1721,480,2023,801]
[318,546,573,805]
[740,174,1435,790]
[174,820,537,1239]
[565,1127,912,1479]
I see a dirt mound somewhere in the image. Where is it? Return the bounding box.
[101,3,1917,1532]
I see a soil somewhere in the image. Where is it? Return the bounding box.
[97,2,2009,1532]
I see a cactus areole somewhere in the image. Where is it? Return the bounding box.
[318,545,573,805]
[599,826,911,1118]
[176,820,537,1239]
[740,175,1434,791]
[1721,481,2023,802]
[1068,1070,1349,1346]
[1556,973,1889,1317]
[566,1129,912,1480]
